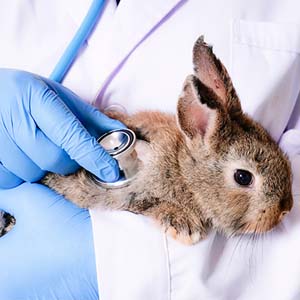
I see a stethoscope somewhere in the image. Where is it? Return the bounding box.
[50,0,106,83]
[49,0,139,188]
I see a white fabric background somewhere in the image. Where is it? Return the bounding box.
[0,0,300,299]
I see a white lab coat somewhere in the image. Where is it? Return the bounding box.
[1,0,300,299]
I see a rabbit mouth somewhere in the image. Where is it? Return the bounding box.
[237,212,288,235]
[239,221,275,235]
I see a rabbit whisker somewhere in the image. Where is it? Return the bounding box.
[248,222,261,279]
[226,222,249,269]
[228,223,250,264]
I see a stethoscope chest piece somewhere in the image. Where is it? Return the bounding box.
[90,129,139,189]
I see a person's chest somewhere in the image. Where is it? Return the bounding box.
[1,0,300,139]
[91,0,300,141]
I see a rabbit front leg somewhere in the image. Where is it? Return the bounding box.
[153,203,207,245]
[43,170,145,211]
[42,171,103,208]
[127,199,208,245]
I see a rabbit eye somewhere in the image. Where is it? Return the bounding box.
[234,169,253,186]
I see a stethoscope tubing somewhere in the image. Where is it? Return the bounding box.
[50,0,106,83]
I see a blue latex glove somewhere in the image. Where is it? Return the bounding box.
[0,182,98,299]
[0,69,126,188]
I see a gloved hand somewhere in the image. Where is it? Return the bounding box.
[0,69,126,188]
[0,182,98,300]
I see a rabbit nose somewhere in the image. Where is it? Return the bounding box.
[280,195,293,212]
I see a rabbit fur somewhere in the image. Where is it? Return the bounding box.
[42,37,293,245]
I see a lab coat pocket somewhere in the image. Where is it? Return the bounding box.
[231,20,300,141]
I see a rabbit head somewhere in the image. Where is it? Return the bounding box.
[176,37,293,236]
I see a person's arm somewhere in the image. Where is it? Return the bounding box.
[0,68,126,188]
[0,68,127,299]
[0,182,99,299]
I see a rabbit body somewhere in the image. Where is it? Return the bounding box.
[43,110,208,244]
[43,38,293,244]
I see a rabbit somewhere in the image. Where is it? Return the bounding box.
[42,37,293,245]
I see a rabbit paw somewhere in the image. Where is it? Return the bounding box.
[0,210,16,237]
[157,207,206,245]
[166,226,203,245]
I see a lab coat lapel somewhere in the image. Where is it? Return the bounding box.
[60,0,188,105]
[61,0,93,27]
[110,0,187,62]
[95,0,188,106]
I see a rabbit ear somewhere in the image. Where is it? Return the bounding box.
[193,36,242,117]
[177,75,223,140]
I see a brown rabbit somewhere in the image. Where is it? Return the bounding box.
[42,37,293,245]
